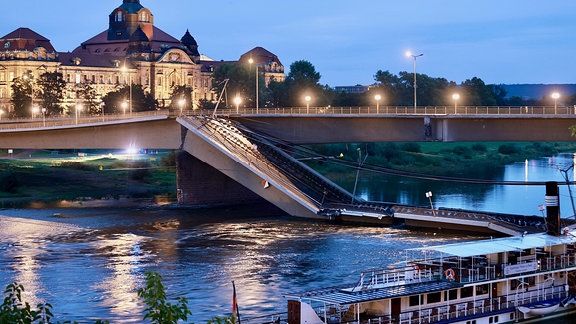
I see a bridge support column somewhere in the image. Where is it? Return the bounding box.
[176,150,264,206]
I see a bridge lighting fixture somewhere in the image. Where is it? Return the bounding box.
[121,101,128,116]
[234,96,242,114]
[75,103,82,125]
[305,95,311,114]
[178,98,186,116]
[121,65,132,116]
[452,93,460,114]
[406,51,423,111]
[248,58,258,113]
[42,107,46,127]
[551,92,560,114]
[374,94,382,114]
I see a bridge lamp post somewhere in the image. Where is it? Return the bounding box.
[32,106,39,119]
[75,103,82,125]
[551,92,560,114]
[234,96,242,114]
[425,191,437,216]
[121,65,132,116]
[23,72,35,118]
[452,93,460,114]
[248,58,259,113]
[374,94,382,114]
[178,98,186,116]
[305,95,311,114]
[41,107,46,127]
[0,109,3,120]
[406,51,423,112]
[121,101,128,117]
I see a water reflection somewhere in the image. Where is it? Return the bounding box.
[334,153,576,218]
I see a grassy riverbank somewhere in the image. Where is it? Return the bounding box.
[0,149,176,206]
[304,141,576,180]
[1,142,576,206]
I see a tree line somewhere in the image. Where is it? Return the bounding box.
[211,60,576,109]
[8,61,576,117]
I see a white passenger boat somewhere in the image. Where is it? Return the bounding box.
[285,182,576,323]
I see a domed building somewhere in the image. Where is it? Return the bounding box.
[0,0,284,114]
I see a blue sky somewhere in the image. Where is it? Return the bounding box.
[3,0,575,87]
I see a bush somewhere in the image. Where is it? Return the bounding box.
[471,143,487,152]
[0,282,53,323]
[138,271,192,324]
[401,142,421,153]
[0,172,20,193]
[498,144,518,155]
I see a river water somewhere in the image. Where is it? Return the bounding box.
[1,153,576,323]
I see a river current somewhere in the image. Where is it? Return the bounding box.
[1,154,576,322]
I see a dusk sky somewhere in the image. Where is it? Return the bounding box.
[3,0,575,87]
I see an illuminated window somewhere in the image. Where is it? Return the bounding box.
[116,11,123,22]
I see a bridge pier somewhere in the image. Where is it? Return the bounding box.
[176,150,264,207]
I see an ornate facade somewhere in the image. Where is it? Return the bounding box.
[0,0,284,115]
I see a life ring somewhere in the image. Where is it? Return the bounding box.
[445,268,455,280]
[413,264,420,274]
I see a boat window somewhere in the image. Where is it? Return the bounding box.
[476,284,489,295]
[427,292,441,304]
[495,315,499,322]
[409,295,421,306]
[444,289,458,301]
[461,286,473,298]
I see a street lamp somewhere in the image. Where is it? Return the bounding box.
[32,106,39,119]
[551,92,560,114]
[374,94,382,114]
[178,98,186,116]
[406,51,423,111]
[234,96,242,114]
[23,72,34,117]
[121,101,128,116]
[121,65,132,116]
[452,93,460,114]
[41,107,46,127]
[305,95,311,114]
[75,103,82,124]
[425,191,436,216]
[248,58,259,113]
[0,109,4,120]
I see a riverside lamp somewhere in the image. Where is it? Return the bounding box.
[305,95,311,114]
[406,51,423,112]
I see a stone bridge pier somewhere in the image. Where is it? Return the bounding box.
[175,150,263,207]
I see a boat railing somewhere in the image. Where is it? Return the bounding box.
[352,266,442,290]
[337,285,567,324]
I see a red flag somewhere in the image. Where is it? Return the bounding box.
[232,281,241,324]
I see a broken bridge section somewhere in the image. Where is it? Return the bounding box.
[177,115,394,221]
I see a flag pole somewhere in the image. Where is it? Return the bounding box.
[232,280,241,324]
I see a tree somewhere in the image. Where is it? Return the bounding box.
[10,75,33,118]
[212,63,253,109]
[284,60,323,107]
[76,83,101,115]
[101,84,155,114]
[169,85,194,111]
[37,71,66,115]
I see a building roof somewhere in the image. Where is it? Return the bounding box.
[239,46,282,66]
[75,26,181,55]
[0,27,56,53]
[412,230,576,258]
[118,0,144,13]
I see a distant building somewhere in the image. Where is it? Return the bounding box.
[0,0,284,114]
[333,85,372,94]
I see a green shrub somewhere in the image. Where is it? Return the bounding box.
[498,144,518,155]
[0,282,53,323]
[0,172,20,193]
[138,271,192,324]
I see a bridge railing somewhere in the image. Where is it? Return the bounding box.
[2,105,576,131]
[214,105,576,116]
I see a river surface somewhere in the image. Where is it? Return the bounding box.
[1,154,576,323]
